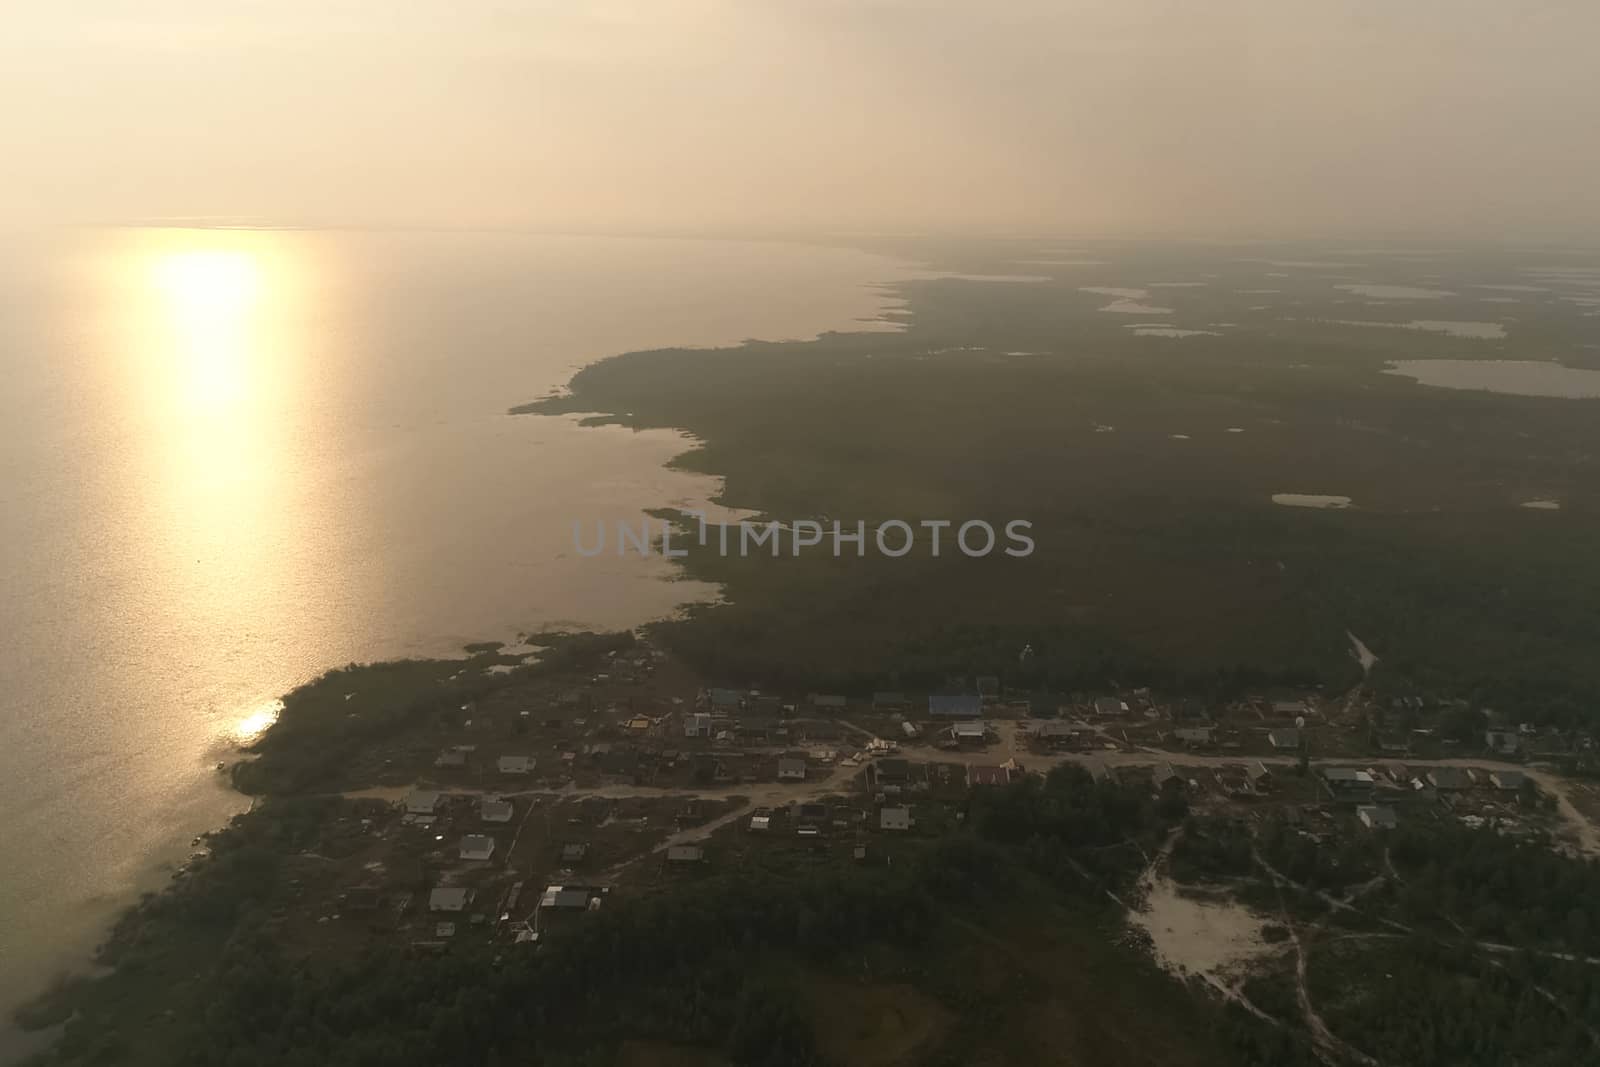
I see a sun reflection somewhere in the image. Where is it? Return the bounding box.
[101,229,326,681]
[233,699,283,743]
[149,248,264,414]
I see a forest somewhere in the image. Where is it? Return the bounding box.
[519,273,1600,724]
[28,767,1319,1067]
[29,755,1600,1066]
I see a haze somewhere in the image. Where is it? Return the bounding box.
[4,1,1599,241]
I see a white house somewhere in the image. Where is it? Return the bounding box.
[684,712,713,738]
[777,758,807,782]
[405,789,444,815]
[459,834,496,862]
[1357,805,1397,830]
[498,755,534,775]
[880,806,912,831]
[952,720,988,743]
[479,796,514,824]
[429,887,470,913]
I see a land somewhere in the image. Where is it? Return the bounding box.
[19,629,1600,1067]
[522,239,1600,720]
[19,238,1600,1066]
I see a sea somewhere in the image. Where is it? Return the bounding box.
[0,227,909,1052]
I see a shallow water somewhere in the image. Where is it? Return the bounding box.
[1385,359,1600,399]
[1335,284,1455,300]
[1272,493,1353,509]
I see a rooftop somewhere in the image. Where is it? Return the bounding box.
[929,694,983,717]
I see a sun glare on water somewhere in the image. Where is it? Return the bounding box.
[233,699,284,743]
[150,248,265,414]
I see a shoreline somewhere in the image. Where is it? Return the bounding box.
[0,230,925,1061]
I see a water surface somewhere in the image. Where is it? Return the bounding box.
[1385,359,1600,398]
[0,227,909,1031]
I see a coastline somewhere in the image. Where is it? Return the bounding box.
[2,233,924,1064]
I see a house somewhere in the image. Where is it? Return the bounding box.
[666,845,704,864]
[809,693,848,711]
[880,806,913,831]
[1377,734,1411,755]
[691,754,728,783]
[703,688,743,711]
[749,815,771,832]
[1031,720,1081,749]
[796,802,828,824]
[1174,726,1214,747]
[873,692,908,711]
[540,885,595,910]
[1485,730,1521,756]
[777,757,807,782]
[1490,770,1528,792]
[498,755,534,775]
[929,695,983,719]
[597,748,641,782]
[1358,805,1398,830]
[951,720,988,744]
[901,720,921,740]
[1247,761,1273,788]
[434,747,468,768]
[405,789,445,816]
[1428,767,1475,791]
[1271,700,1308,718]
[1093,697,1126,717]
[625,717,652,735]
[738,715,783,741]
[1321,767,1375,800]
[479,796,515,824]
[1153,763,1180,791]
[429,887,471,913]
[684,712,713,738]
[1268,729,1301,751]
[459,834,496,862]
[967,764,1011,787]
[875,758,911,785]
[1217,766,1252,794]
[801,720,843,742]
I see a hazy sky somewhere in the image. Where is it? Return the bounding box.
[5,1,1598,240]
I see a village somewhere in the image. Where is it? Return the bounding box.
[237,637,1599,972]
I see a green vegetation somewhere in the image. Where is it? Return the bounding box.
[234,631,635,794]
[26,767,1317,1067]
[1309,938,1600,1067]
[518,266,1600,721]
[1386,822,1600,954]
[26,243,1600,1066]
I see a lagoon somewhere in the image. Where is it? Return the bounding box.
[1385,360,1600,399]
